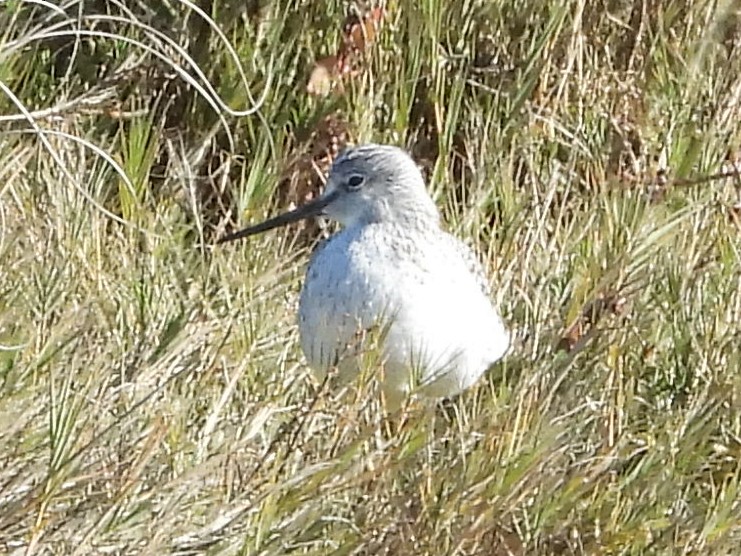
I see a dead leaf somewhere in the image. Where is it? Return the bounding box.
[342,6,384,53]
[307,56,341,96]
[307,5,386,97]
[557,291,628,352]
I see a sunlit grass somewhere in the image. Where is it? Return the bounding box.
[1,0,740,554]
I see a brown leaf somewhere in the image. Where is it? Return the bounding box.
[341,6,384,53]
[307,6,386,97]
[729,202,741,225]
[307,56,342,96]
[557,291,628,352]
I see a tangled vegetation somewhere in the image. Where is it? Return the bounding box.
[1,1,740,554]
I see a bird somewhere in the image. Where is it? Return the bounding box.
[218,144,510,409]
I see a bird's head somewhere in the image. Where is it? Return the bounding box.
[217,144,439,244]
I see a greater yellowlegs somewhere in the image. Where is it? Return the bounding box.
[219,144,509,408]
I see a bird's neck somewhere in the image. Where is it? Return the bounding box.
[350,208,440,236]
[378,194,441,231]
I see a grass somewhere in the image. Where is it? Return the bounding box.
[1,0,740,554]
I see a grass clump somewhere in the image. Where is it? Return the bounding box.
[1,0,740,554]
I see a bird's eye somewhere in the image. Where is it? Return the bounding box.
[347,174,365,190]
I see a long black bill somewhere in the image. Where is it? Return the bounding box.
[217,190,339,244]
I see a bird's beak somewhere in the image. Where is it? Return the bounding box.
[217,189,339,244]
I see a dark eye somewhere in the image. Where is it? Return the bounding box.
[347,174,365,190]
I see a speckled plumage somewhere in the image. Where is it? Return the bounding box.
[220,144,509,408]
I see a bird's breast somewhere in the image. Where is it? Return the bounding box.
[297,227,396,371]
[296,224,509,396]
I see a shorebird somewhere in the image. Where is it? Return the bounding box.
[219,144,509,409]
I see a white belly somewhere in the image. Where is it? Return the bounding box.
[297,223,509,404]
